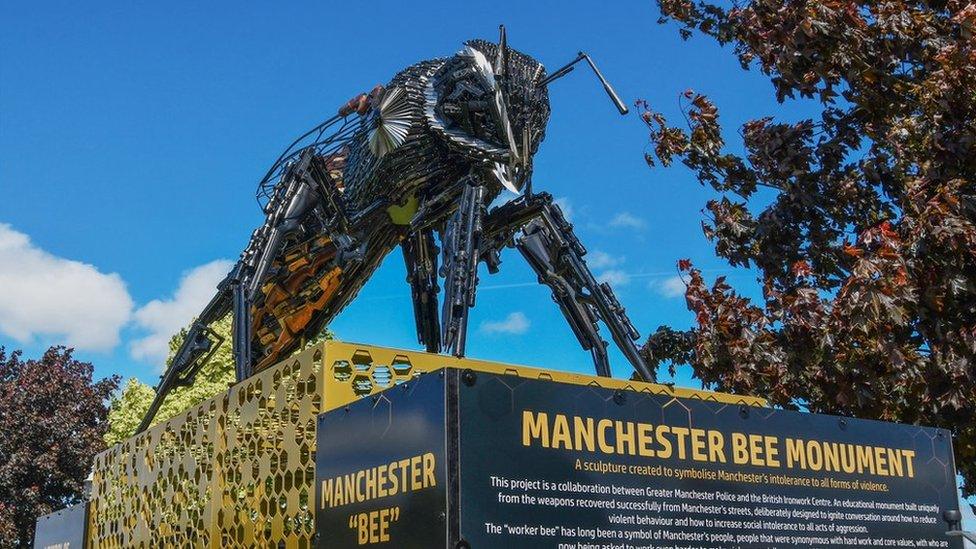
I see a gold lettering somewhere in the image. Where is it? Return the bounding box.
[764,436,780,467]
[655,425,673,459]
[806,440,823,471]
[690,429,708,462]
[874,446,889,476]
[823,442,839,472]
[731,433,749,464]
[398,458,410,491]
[786,438,805,469]
[410,455,422,490]
[597,419,615,453]
[388,461,399,495]
[320,479,333,509]
[551,414,572,449]
[335,477,346,507]
[888,448,903,477]
[423,452,436,487]
[364,467,376,501]
[355,470,365,502]
[637,422,655,457]
[357,513,369,544]
[574,416,596,452]
[708,431,726,463]
[323,452,438,510]
[377,464,388,498]
[343,474,355,505]
[522,411,549,447]
[903,449,916,478]
[856,444,875,475]
[379,508,391,542]
[748,434,764,466]
[840,444,856,473]
[615,421,636,455]
[671,427,690,460]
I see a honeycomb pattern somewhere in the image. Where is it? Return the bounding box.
[88,347,323,548]
[319,343,765,414]
[330,350,416,400]
[87,341,764,547]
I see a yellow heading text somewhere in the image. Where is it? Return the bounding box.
[521,411,915,479]
[320,452,437,510]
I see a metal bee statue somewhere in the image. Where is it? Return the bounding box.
[137,27,653,433]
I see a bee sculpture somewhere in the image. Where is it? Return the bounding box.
[138,27,654,432]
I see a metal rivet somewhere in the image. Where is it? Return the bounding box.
[462,369,477,387]
[838,419,847,431]
[739,406,749,419]
[612,391,626,406]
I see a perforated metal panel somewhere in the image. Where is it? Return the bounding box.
[318,341,766,413]
[88,341,765,547]
[89,349,324,548]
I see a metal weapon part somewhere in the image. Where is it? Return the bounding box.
[138,26,652,432]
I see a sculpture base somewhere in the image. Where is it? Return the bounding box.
[41,342,961,548]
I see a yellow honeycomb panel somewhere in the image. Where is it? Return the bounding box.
[88,341,764,547]
[320,341,767,411]
[89,348,323,548]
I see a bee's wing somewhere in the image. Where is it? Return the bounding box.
[255,114,370,211]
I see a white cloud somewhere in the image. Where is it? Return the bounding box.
[0,224,133,351]
[479,311,530,335]
[554,197,574,222]
[588,250,623,270]
[130,259,233,368]
[609,212,646,229]
[597,269,631,286]
[655,275,687,298]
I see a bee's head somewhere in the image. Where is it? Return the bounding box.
[463,37,551,159]
[428,27,626,193]
[428,28,551,192]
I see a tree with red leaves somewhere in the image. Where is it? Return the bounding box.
[0,347,118,547]
[639,0,976,495]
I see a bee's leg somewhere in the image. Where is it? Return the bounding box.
[247,149,359,303]
[402,228,441,353]
[440,176,488,356]
[231,277,253,381]
[245,154,321,302]
[483,193,656,382]
[136,266,241,433]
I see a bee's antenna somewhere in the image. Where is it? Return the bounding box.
[538,52,629,115]
[495,25,509,81]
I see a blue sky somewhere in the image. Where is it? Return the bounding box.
[1,0,796,383]
[2,0,974,527]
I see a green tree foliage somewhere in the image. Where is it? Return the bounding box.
[105,316,236,445]
[0,347,118,547]
[103,378,156,447]
[638,0,976,493]
[105,317,332,445]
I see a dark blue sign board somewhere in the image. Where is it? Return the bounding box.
[33,502,87,549]
[316,372,448,547]
[316,369,962,548]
